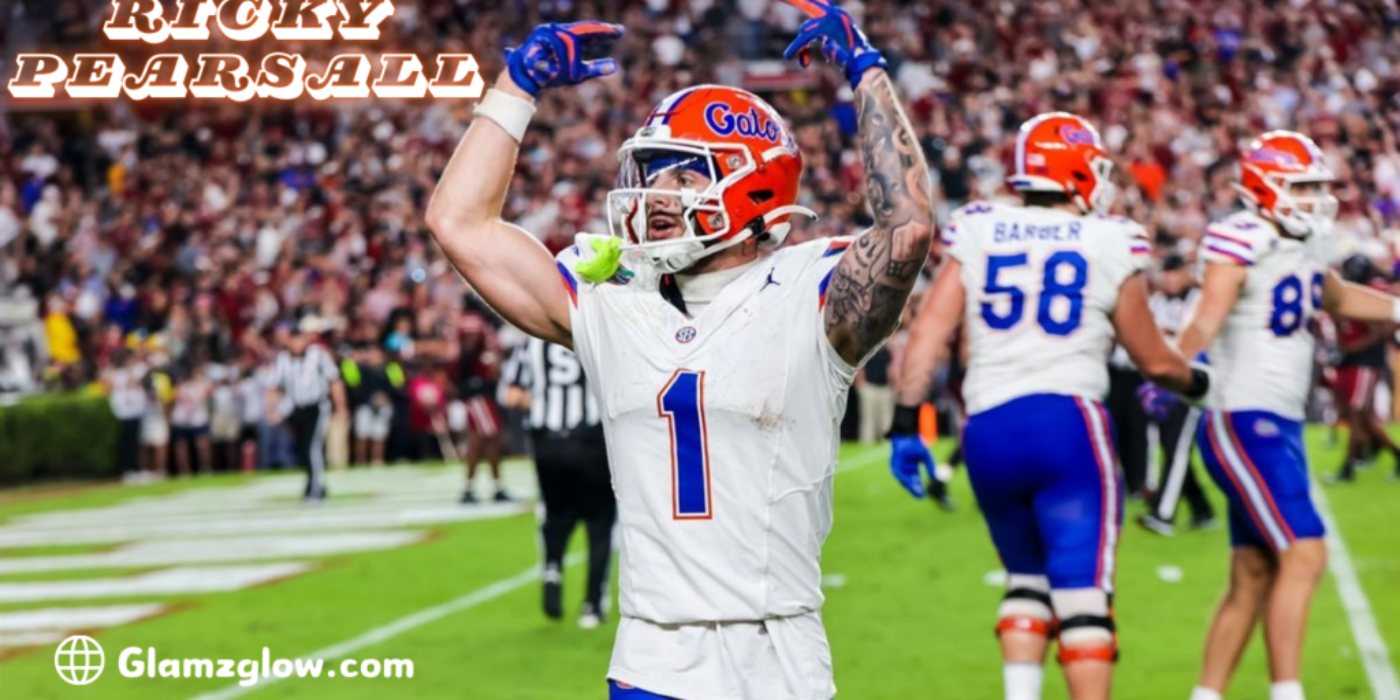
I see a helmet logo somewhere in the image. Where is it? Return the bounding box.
[705,103,782,143]
[1248,146,1302,167]
[1057,125,1097,145]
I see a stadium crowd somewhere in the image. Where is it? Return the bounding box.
[3,0,1399,477]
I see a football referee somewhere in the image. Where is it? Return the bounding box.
[268,316,348,502]
[503,336,616,629]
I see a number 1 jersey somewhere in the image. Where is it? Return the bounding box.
[556,238,859,624]
[943,202,1151,415]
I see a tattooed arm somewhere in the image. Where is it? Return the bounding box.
[823,69,936,366]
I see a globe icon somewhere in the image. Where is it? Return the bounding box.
[55,636,104,686]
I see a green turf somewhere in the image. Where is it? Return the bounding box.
[0,432,1395,699]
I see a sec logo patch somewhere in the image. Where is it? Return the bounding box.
[676,326,697,343]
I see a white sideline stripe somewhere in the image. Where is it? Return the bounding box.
[0,532,426,574]
[183,448,887,700]
[1313,484,1400,700]
[185,556,581,700]
[0,564,309,603]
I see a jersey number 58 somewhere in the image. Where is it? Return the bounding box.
[981,251,1088,336]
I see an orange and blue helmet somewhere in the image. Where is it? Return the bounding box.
[1009,112,1115,215]
[608,85,815,273]
[1236,130,1336,238]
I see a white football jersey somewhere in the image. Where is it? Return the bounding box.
[1200,210,1330,419]
[557,237,858,624]
[943,202,1151,415]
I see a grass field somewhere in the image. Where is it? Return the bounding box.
[0,428,1396,699]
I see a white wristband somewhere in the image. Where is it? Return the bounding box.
[474,88,536,143]
[1391,299,1400,324]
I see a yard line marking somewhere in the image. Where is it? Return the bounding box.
[185,555,581,700]
[0,532,426,574]
[1313,483,1400,700]
[182,448,889,699]
[0,564,309,603]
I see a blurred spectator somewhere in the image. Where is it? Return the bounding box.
[3,0,1399,472]
[406,358,451,461]
[348,344,395,467]
[100,347,148,478]
[171,363,214,476]
[857,347,895,444]
[457,315,509,503]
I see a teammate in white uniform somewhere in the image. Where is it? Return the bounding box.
[425,2,934,697]
[1170,132,1400,700]
[889,113,1207,700]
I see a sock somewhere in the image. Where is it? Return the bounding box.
[1004,662,1043,700]
[1270,680,1305,700]
[1189,688,1222,700]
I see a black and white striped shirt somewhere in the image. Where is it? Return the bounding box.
[1149,288,1200,341]
[503,337,600,433]
[271,345,341,409]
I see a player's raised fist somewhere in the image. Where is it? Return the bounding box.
[504,21,625,97]
[781,0,886,89]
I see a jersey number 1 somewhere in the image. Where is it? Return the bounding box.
[659,370,711,519]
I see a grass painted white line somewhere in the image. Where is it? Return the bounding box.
[0,563,309,603]
[0,503,528,547]
[182,449,884,700]
[185,555,582,700]
[0,603,167,632]
[1313,484,1400,700]
[0,603,167,645]
[0,532,426,574]
[0,631,69,646]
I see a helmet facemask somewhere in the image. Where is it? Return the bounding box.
[1238,167,1338,239]
[1082,156,1117,215]
[608,140,754,274]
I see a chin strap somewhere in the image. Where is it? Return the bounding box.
[760,205,819,247]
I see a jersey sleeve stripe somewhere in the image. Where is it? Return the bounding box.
[557,262,579,307]
[822,240,851,257]
[817,267,836,308]
[1205,230,1254,249]
[1204,243,1253,266]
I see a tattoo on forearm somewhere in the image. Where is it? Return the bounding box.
[825,71,934,363]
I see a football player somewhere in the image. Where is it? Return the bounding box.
[1324,254,1399,483]
[425,1,934,697]
[1170,132,1400,700]
[888,113,1209,700]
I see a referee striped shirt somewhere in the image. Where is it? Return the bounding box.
[503,337,600,433]
[271,345,341,408]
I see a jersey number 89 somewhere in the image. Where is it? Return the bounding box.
[1269,272,1323,337]
[981,251,1088,336]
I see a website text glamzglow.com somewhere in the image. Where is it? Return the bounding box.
[118,647,413,686]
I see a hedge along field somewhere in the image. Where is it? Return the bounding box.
[0,393,119,484]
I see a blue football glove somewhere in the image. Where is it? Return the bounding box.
[504,21,625,98]
[781,0,887,90]
[890,434,937,499]
[1136,382,1179,424]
